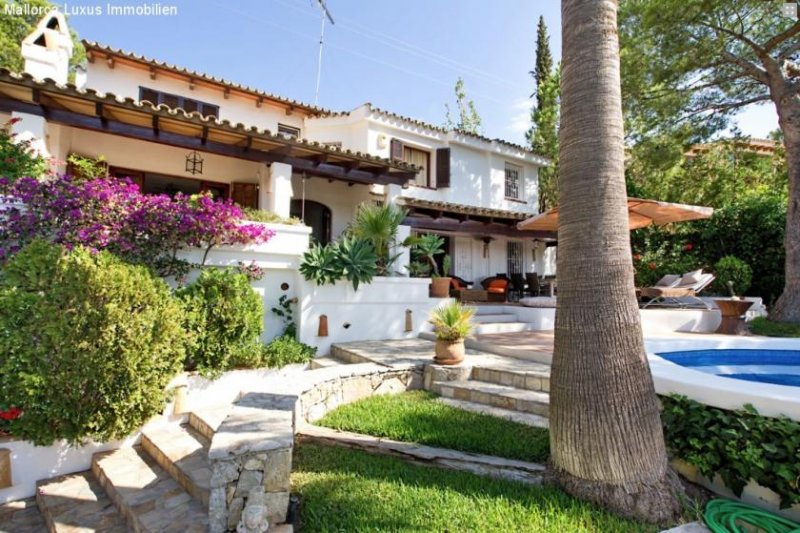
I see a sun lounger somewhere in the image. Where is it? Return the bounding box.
[640,272,716,309]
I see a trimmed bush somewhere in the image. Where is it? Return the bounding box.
[713,255,753,296]
[230,335,316,370]
[0,240,185,445]
[178,268,263,375]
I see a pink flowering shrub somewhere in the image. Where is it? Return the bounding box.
[0,175,274,276]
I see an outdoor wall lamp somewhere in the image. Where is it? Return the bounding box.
[185,150,204,175]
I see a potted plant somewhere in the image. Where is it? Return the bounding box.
[406,234,453,297]
[429,301,475,365]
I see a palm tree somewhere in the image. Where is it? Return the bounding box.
[550,0,684,522]
[349,202,407,276]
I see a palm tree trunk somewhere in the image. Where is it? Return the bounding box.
[770,99,800,323]
[550,0,683,522]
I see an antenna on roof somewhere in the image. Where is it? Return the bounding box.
[312,0,335,106]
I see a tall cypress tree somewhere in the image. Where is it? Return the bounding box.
[534,16,553,111]
[527,16,560,212]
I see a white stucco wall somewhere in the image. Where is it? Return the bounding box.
[290,176,377,240]
[297,277,449,356]
[84,60,307,133]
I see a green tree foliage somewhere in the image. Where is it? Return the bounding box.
[627,135,788,206]
[526,16,560,212]
[0,0,86,76]
[444,77,482,135]
[713,255,753,296]
[632,190,786,302]
[618,0,800,321]
[0,117,48,181]
[0,240,185,445]
[178,268,264,376]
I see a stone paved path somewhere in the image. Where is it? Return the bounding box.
[0,498,46,533]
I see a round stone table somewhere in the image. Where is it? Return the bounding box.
[713,299,754,335]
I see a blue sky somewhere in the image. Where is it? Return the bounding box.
[64,0,777,143]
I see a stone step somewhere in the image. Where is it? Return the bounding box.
[471,313,519,324]
[471,305,508,316]
[0,497,48,533]
[309,356,349,369]
[437,397,549,428]
[431,380,550,417]
[473,322,533,335]
[92,446,208,533]
[188,407,228,441]
[141,423,211,507]
[36,471,127,532]
[329,344,375,364]
[471,365,550,392]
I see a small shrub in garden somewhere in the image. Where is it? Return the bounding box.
[299,237,377,290]
[0,240,185,445]
[713,255,753,296]
[178,268,264,376]
[0,118,48,182]
[261,335,317,368]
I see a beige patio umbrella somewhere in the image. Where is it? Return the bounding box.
[517,197,714,231]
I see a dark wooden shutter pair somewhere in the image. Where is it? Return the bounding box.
[436,147,451,188]
[231,183,258,209]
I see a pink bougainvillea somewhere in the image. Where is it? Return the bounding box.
[0,175,274,276]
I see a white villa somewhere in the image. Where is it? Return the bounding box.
[1,12,556,286]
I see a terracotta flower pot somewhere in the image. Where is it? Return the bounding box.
[434,338,465,365]
[430,277,452,298]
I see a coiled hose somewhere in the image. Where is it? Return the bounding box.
[703,499,800,533]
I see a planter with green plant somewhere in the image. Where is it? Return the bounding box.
[428,301,475,365]
[406,234,453,297]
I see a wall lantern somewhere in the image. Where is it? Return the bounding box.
[185,150,204,175]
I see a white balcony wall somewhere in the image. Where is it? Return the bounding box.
[85,61,307,133]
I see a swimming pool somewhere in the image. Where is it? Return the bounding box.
[657,349,800,387]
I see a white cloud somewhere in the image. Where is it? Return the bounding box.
[506,97,533,141]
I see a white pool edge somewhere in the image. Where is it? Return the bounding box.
[646,336,800,421]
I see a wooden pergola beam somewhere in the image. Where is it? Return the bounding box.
[0,96,412,187]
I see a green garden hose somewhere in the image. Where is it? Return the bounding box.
[703,499,800,533]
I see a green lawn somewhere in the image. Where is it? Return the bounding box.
[315,390,549,462]
[292,443,656,532]
[749,316,800,337]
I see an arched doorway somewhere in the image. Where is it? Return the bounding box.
[290,199,332,245]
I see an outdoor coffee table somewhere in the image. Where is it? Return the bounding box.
[713,299,754,335]
[457,289,488,303]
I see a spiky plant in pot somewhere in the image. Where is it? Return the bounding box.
[429,301,475,365]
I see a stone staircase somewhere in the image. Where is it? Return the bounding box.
[23,408,235,532]
[429,363,551,424]
[470,308,534,334]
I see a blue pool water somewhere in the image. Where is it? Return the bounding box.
[657,349,800,387]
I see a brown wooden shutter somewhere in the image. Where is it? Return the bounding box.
[231,183,258,209]
[435,147,451,188]
[390,138,404,161]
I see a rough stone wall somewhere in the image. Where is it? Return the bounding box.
[208,364,422,531]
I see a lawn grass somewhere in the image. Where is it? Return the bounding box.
[749,316,800,337]
[315,390,549,462]
[292,443,657,533]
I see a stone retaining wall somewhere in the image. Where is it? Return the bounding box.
[207,363,422,532]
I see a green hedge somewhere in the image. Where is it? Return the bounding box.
[0,241,185,445]
[178,268,264,376]
[661,394,800,507]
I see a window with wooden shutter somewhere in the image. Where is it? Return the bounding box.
[390,138,404,161]
[231,183,258,209]
[436,147,451,188]
[402,146,430,187]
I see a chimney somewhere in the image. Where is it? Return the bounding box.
[21,11,73,84]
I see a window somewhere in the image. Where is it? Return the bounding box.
[505,162,523,200]
[277,124,301,139]
[138,87,219,118]
[403,145,430,187]
[507,241,523,275]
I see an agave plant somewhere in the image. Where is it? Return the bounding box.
[334,236,378,290]
[350,203,408,276]
[429,301,475,341]
[299,242,340,286]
